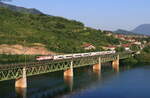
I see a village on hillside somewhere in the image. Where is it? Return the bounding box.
[82,31,149,53]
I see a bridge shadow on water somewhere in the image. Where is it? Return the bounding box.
[0,62,121,98]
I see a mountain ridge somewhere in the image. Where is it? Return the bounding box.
[0,2,43,14]
[115,24,150,36]
[115,29,137,35]
[132,24,150,35]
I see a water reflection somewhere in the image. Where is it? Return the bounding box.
[114,67,119,72]
[15,87,27,98]
[93,70,101,80]
[0,64,125,98]
[64,76,73,92]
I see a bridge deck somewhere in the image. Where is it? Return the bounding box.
[0,52,132,81]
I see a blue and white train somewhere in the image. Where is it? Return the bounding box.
[36,51,116,61]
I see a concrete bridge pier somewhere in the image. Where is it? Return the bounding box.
[112,55,119,72]
[15,67,27,98]
[93,57,101,73]
[15,67,27,88]
[64,60,73,77]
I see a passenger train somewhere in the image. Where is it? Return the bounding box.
[36,51,116,61]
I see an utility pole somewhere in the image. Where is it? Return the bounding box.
[23,40,27,66]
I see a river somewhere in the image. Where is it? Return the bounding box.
[0,64,150,98]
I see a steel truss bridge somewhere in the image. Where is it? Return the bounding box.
[0,52,132,81]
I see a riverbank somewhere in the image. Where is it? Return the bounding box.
[121,53,150,67]
[121,45,150,66]
[0,54,37,64]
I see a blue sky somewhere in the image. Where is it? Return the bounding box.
[5,0,150,31]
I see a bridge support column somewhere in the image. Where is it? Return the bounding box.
[93,57,101,73]
[112,55,119,72]
[64,60,73,77]
[15,67,27,88]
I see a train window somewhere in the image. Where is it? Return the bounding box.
[75,55,81,56]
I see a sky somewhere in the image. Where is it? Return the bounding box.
[4,0,150,31]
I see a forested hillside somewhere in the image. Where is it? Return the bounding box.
[0,7,121,53]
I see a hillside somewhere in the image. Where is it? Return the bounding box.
[0,6,122,54]
[115,29,138,35]
[132,24,150,35]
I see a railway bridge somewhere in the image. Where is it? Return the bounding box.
[0,52,133,88]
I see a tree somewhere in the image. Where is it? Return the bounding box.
[115,47,125,52]
[143,45,150,53]
[130,45,141,52]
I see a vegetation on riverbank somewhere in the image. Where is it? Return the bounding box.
[0,54,37,64]
[121,45,150,66]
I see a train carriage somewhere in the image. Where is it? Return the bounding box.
[36,51,116,61]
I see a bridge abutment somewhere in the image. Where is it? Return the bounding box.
[15,67,27,88]
[93,57,101,72]
[112,55,119,72]
[64,61,73,77]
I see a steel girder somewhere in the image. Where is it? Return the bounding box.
[0,53,132,81]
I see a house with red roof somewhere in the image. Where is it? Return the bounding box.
[82,43,96,50]
[103,46,117,51]
[122,44,131,51]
